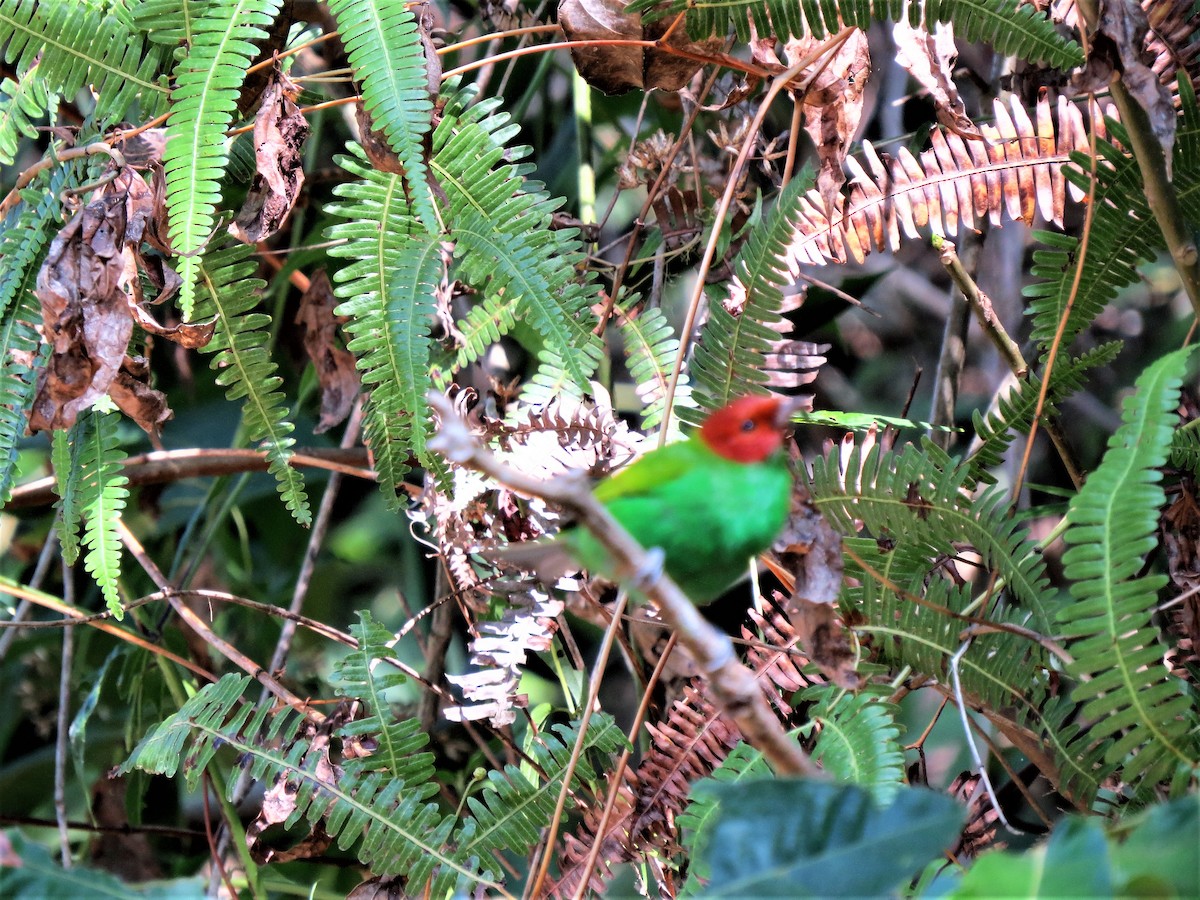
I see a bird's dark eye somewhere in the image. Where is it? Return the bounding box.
[741,419,755,432]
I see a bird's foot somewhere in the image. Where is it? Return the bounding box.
[630,546,666,593]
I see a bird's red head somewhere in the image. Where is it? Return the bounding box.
[699,395,793,463]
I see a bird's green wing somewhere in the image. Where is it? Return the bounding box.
[592,438,708,503]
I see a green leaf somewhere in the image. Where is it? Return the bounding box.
[0,830,204,899]
[1110,795,1200,896]
[163,0,283,319]
[804,687,906,804]
[77,406,129,617]
[1059,345,1200,800]
[193,245,310,525]
[617,302,697,435]
[0,168,72,503]
[325,0,437,231]
[690,780,964,897]
[952,818,1112,898]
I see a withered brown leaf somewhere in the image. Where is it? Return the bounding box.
[788,30,871,213]
[892,19,980,139]
[30,170,151,433]
[1076,0,1175,172]
[109,360,172,438]
[295,269,359,433]
[230,67,310,244]
[772,482,860,689]
[558,0,722,94]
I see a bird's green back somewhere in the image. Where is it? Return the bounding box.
[571,435,792,604]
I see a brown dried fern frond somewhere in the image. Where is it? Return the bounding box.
[784,92,1117,266]
[1144,0,1200,87]
[552,602,819,896]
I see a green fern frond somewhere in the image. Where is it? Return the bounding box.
[455,715,626,864]
[74,405,129,617]
[810,439,1056,633]
[327,143,432,505]
[163,0,282,319]
[841,536,1099,800]
[331,612,437,784]
[1059,346,1200,800]
[193,244,310,525]
[688,179,807,417]
[431,85,603,397]
[0,71,50,166]
[131,0,204,45]
[325,0,437,232]
[1025,79,1200,353]
[678,740,770,836]
[802,686,906,804]
[1169,423,1200,476]
[452,290,518,377]
[121,673,490,894]
[451,214,602,391]
[51,427,80,565]
[0,0,169,128]
[627,0,1081,67]
[968,343,1122,484]
[618,303,696,434]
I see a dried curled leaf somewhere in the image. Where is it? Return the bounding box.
[893,16,979,139]
[230,67,310,244]
[1075,0,1175,172]
[109,358,172,437]
[558,0,722,94]
[295,270,359,433]
[30,170,149,432]
[786,30,871,211]
[771,479,859,689]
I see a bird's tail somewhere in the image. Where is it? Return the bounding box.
[480,538,579,583]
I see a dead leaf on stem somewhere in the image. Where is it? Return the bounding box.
[786,29,871,212]
[109,357,172,437]
[29,165,206,434]
[558,0,722,94]
[1075,0,1175,171]
[30,171,146,432]
[295,269,359,433]
[231,67,310,244]
[772,480,860,689]
[893,17,980,140]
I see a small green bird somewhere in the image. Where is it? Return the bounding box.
[497,395,796,604]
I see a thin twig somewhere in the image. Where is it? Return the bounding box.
[0,576,216,681]
[661,29,856,437]
[935,237,1084,489]
[949,638,1021,835]
[5,446,374,510]
[0,532,59,659]
[526,591,630,900]
[54,558,75,869]
[116,522,323,724]
[572,632,679,900]
[268,400,364,676]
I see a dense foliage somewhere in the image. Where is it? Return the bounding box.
[0,0,1197,896]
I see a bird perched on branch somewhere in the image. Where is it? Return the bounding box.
[494,394,797,604]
